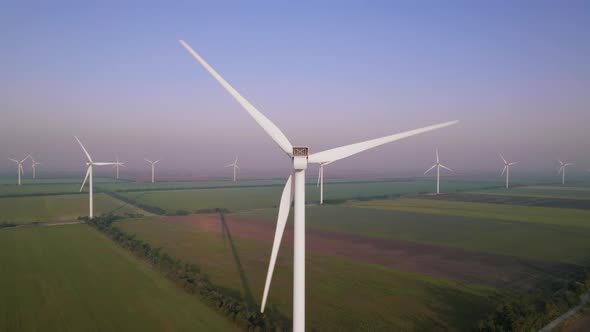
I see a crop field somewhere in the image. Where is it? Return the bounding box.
[420,192,590,210]
[114,179,502,214]
[0,224,234,331]
[474,185,590,200]
[118,217,500,331]
[0,193,148,224]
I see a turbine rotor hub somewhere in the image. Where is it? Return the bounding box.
[292,147,308,170]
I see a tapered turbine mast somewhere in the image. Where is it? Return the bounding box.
[558,160,573,185]
[180,40,458,332]
[424,149,453,194]
[499,153,519,189]
[225,156,240,182]
[75,137,116,219]
[145,159,160,183]
[316,161,333,205]
[30,156,41,179]
[113,157,126,180]
[9,155,30,185]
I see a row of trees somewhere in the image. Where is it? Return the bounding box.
[85,214,290,331]
[475,272,590,331]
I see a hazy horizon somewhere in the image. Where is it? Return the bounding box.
[1,2,589,178]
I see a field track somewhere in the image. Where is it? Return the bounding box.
[160,213,572,290]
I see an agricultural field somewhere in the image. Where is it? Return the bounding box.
[474,185,590,200]
[0,193,148,224]
[0,224,235,331]
[118,216,500,331]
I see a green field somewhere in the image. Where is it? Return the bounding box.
[475,185,590,200]
[0,193,148,224]
[235,204,590,264]
[0,225,235,331]
[118,217,500,331]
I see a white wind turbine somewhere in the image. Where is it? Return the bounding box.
[145,159,160,183]
[75,137,117,219]
[316,161,333,205]
[30,156,41,179]
[499,153,519,189]
[113,157,125,180]
[180,39,459,332]
[225,156,240,182]
[558,160,573,185]
[424,149,453,194]
[9,155,30,185]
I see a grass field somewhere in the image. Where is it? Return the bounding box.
[347,198,590,228]
[0,193,148,224]
[0,224,235,331]
[118,217,500,331]
[235,205,590,264]
[474,186,590,200]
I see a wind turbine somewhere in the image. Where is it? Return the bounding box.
[9,155,30,185]
[30,156,41,179]
[316,161,333,205]
[499,153,519,189]
[424,149,452,194]
[225,156,240,182]
[558,160,573,185]
[113,157,125,180]
[180,39,458,332]
[75,137,116,219]
[145,159,160,183]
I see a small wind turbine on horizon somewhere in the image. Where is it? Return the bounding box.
[499,153,519,189]
[9,155,30,185]
[225,156,240,182]
[30,156,41,179]
[145,159,160,183]
[316,161,333,205]
[558,160,573,185]
[424,149,452,194]
[75,137,117,219]
[113,157,125,180]
[180,39,459,332]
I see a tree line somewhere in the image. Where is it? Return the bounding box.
[84,213,290,331]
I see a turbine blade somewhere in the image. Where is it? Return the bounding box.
[317,167,321,186]
[558,160,564,166]
[440,164,453,172]
[261,174,293,313]
[92,162,117,166]
[145,158,152,163]
[498,152,507,164]
[308,121,458,164]
[501,166,507,176]
[509,162,519,166]
[80,167,90,192]
[224,164,234,168]
[424,164,437,175]
[21,155,31,163]
[9,158,18,163]
[75,136,93,163]
[436,148,439,163]
[179,40,294,156]
[154,160,161,164]
[234,164,240,170]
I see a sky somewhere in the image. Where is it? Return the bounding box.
[1,1,589,180]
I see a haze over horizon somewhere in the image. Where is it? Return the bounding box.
[1,1,589,179]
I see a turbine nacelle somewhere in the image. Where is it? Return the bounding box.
[292,147,309,170]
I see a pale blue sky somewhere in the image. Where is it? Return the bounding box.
[1,1,589,178]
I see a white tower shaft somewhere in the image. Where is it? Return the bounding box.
[293,167,306,332]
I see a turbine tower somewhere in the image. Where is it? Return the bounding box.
[9,155,30,185]
[499,153,519,189]
[145,159,160,183]
[75,137,116,219]
[558,160,573,185]
[30,156,41,179]
[316,161,333,205]
[113,157,125,180]
[225,156,240,182]
[180,39,459,332]
[424,149,452,194]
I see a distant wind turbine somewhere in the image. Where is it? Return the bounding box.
[113,157,125,180]
[30,156,41,179]
[424,149,452,194]
[558,160,573,185]
[499,153,519,189]
[9,155,30,185]
[180,39,459,332]
[75,137,116,219]
[316,161,333,205]
[225,156,240,182]
[145,159,160,183]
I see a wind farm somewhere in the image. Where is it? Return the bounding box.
[1,3,590,332]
